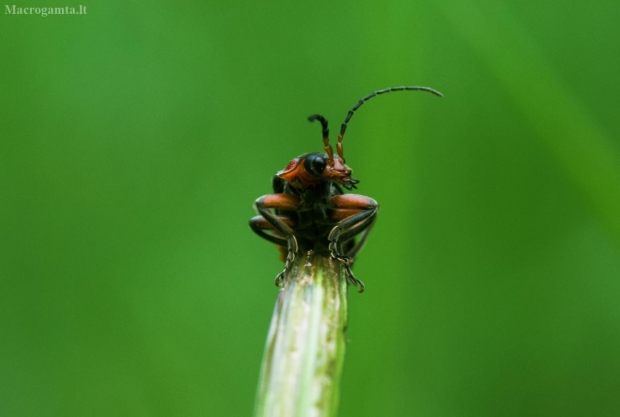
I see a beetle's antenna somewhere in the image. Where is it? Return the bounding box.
[308,114,334,162]
[338,86,443,159]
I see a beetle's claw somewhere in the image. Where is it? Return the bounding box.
[275,271,285,287]
[345,268,365,293]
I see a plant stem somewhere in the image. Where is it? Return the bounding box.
[254,252,348,417]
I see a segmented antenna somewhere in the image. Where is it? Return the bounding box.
[308,114,334,162]
[338,86,443,160]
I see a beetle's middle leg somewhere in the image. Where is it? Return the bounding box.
[254,194,302,287]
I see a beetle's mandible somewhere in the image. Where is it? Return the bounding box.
[250,86,442,292]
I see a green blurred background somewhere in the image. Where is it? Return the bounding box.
[1,1,619,416]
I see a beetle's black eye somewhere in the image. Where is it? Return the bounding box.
[304,155,326,176]
[312,156,326,174]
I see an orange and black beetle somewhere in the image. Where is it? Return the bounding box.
[250,86,442,292]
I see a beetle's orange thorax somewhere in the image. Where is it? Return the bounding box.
[277,157,323,189]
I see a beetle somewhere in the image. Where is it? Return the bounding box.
[250,86,442,292]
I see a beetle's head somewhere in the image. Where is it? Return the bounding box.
[277,152,358,190]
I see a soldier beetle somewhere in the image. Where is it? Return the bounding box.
[250,86,442,292]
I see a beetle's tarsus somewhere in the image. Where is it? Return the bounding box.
[332,253,354,266]
[275,239,298,288]
[329,240,365,292]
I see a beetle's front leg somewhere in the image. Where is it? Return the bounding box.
[328,195,379,292]
[254,194,302,287]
